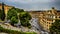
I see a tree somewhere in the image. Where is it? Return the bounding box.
[7,7,18,26]
[19,11,32,28]
[0,9,2,19]
[7,7,18,20]
[16,8,24,12]
[49,19,60,34]
[7,7,32,28]
[7,7,23,20]
[1,2,5,21]
[10,16,18,26]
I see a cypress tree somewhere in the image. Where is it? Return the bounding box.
[0,9,2,19]
[1,2,5,21]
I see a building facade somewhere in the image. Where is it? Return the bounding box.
[29,8,60,32]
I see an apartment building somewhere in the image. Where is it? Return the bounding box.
[29,7,60,32]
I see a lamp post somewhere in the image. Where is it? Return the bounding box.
[17,13,20,23]
[17,13,22,31]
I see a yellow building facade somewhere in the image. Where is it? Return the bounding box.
[29,8,60,32]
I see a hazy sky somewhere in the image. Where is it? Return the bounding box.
[0,0,60,10]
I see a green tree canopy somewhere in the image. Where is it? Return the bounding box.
[10,16,18,26]
[19,11,32,28]
[49,19,60,34]
[7,7,18,20]
[1,2,5,21]
[0,9,2,19]
[7,7,18,26]
[7,7,32,28]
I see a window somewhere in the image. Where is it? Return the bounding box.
[55,16,57,18]
[59,17,60,18]
[47,22,48,23]
[49,23,50,24]
[52,23,53,24]
[52,20,53,21]
[47,25,48,27]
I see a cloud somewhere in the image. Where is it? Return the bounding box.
[5,0,52,4]
[0,0,60,10]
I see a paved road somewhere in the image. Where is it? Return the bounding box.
[30,17,49,34]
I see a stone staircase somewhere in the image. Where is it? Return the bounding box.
[0,33,8,34]
[0,23,40,34]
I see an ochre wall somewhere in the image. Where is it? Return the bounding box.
[0,4,12,15]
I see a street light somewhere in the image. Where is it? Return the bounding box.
[17,13,22,32]
[17,13,20,24]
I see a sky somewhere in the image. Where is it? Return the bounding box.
[0,0,60,11]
